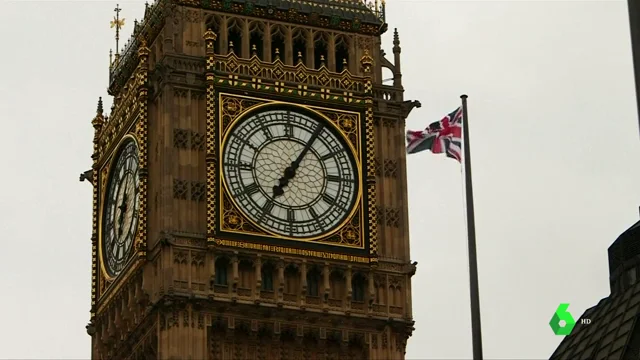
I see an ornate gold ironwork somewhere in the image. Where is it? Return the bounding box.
[90,98,104,320]
[97,77,142,164]
[214,51,365,98]
[204,29,218,241]
[110,4,125,64]
[213,239,369,263]
[134,39,150,259]
[360,51,378,263]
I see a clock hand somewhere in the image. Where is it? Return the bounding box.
[120,175,133,212]
[117,177,131,236]
[110,231,117,253]
[273,125,324,197]
[117,209,125,236]
[291,124,324,171]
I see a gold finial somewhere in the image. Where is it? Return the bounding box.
[92,97,105,131]
[343,58,348,65]
[320,54,326,67]
[96,97,103,115]
[274,48,280,61]
[203,29,217,55]
[110,4,125,58]
[203,28,218,42]
[360,49,374,72]
[252,44,257,57]
[297,51,303,64]
[229,41,235,53]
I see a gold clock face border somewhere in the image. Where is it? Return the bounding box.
[217,93,366,248]
[98,133,142,281]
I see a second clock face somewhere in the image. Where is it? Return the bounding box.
[222,107,359,239]
[102,139,140,277]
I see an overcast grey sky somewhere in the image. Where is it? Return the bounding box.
[0,0,638,359]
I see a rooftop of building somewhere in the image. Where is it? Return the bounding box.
[550,218,640,360]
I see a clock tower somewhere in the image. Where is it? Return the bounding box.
[83,0,420,358]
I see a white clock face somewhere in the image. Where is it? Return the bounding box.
[222,108,358,238]
[102,139,140,277]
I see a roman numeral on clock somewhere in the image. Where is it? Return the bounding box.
[321,150,343,161]
[322,193,336,206]
[261,126,273,140]
[261,200,275,215]
[287,209,296,235]
[244,183,260,196]
[226,161,252,171]
[308,207,324,231]
[284,111,294,138]
[236,136,258,151]
[255,115,273,139]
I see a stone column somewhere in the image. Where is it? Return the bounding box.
[328,33,336,71]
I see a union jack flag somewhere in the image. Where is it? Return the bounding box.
[406,106,463,162]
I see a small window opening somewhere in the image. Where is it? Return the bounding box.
[284,265,299,295]
[227,19,243,57]
[205,15,222,54]
[262,264,274,291]
[314,33,328,69]
[292,29,307,65]
[249,22,264,59]
[352,274,366,302]
[271,26,285,62]
[336,36,349,72]
[307,268,321,297]
[215,257,229,285]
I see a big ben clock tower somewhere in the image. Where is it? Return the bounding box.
[82,0,420,358]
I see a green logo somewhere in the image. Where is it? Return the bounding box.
[549,303,576,335]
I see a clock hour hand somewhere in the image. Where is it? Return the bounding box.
[117,176,131,235]
[117,201,126,235]
[273,124,324,197]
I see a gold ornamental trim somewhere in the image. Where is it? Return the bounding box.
[213,239,369,263]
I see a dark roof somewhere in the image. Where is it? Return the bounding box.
[551,219,640,359]
[550,282,640,359]
[609,220,640,285]
[549,289,640,359]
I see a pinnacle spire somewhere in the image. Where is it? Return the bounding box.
[393,28,400,47]
[96,97,103,115]
[92,96,105,131]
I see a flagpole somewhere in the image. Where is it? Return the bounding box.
[461,94,484,360]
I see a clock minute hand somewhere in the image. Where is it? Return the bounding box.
[117,176,131,235]
[291,124,324,171]
[273,125,324,197]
